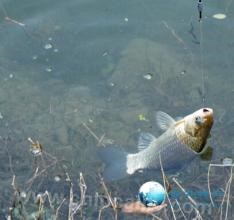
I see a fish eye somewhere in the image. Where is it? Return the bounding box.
[195,116,203,125]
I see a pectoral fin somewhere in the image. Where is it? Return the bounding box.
[138,132,157,151]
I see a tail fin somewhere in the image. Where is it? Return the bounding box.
[99,147,128,182]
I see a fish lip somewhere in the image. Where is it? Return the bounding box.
[203,108,213,114]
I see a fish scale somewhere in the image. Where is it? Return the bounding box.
[126,128,197,174]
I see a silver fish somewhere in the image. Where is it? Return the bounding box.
[100,108,213,181]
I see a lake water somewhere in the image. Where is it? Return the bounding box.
[0,0,234,219]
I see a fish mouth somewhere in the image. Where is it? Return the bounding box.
[202,108,213,124]
[202,108,213,114]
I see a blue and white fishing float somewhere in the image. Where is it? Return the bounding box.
[138,181,166,206]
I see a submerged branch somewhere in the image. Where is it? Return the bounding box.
[82,123,114,147]
[5,16,25,27]
[172,177,197,207]
[219,166,233,220]
[67,172,87,220]
[98,175,118,220]
[208,163,234,208]
[172,177,202,220]
[159,154,177,220]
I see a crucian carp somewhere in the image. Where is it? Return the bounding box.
[100,108,213,181]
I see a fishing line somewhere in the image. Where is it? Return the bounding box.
[198,0,206,107]
[199,20,205,107]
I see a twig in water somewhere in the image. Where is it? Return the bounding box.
[44,190,55,210]
[207,164,214,207]
[36,190,65,219]
[2,137,15,175]
[55,198,66,219]
[26,137,61,189]
[172,178,197,207]
[97,133,106,147]
[150,213,163,220]
[67,172,87,220]
[8,175,28,219]
[219,166,233,220]
[82,123,100,142]
[36,193,45,219]
[208,163,234,208]
[193,208,203,220]
[98,202,111,220]
[26,159,58,186]
[159,154,177,220]
[5,16,25,27]
[161,20,194,63]
[224,166,233,220]
[98,175,118,220]
[162,20,187,49]
[11,175,17,192]
[82,123,114,147]
[71,173,87,218]
[172,177,202,220]
[175,199,187,220]
[67,173,73,220]
[26,167,39,187]
[35,190,57,219]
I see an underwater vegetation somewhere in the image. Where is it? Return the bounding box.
[2,135,234,220]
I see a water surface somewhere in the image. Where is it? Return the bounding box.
[0,0,234,219]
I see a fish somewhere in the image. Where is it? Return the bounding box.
[99,108,214,181]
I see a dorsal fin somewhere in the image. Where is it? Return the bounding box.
[156,111,176,130]
[138,132,157,151]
